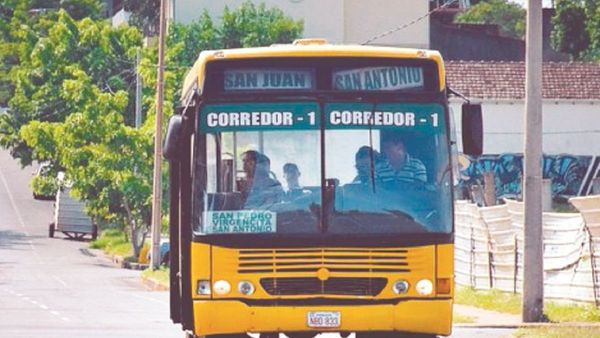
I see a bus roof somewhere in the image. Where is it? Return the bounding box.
[180,42,446,103]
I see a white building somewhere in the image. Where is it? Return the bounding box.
[168,0,430,48]
[446,61,600,156]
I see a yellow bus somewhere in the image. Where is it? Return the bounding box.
[164,39,482,338]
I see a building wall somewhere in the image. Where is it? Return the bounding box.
[450,100,600,156]
[343,0,429,47]
[171,0,429,48]
[431,21,525,61]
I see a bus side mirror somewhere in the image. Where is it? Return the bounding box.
[164,115,183,161]
[461,103,483,156]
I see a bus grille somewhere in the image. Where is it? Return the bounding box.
[260,277,387,296]
[237,248,411,274]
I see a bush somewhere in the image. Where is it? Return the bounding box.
[30,175,58,199]
[90,228,132,257]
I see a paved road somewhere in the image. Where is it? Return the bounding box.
[0,148,513,338]
[0,149,182,338]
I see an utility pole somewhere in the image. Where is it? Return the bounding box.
[522,0,544,323]
[135,48,142,129]
[151,0,167,270]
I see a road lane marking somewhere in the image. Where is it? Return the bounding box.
[0,165,41,261]
[3,288,70,323]
[52,275,68,287]
[28,240,41,260]
[0,166,27,229]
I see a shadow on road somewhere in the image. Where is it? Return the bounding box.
[0,230,47,250]
[0,230,29,250]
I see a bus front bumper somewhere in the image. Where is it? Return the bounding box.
[193,299,452,336]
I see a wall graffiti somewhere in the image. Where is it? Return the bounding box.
[459,154,600,202]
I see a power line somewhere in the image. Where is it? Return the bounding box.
[362,0,458,45]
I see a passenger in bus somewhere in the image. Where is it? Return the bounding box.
[352,146,395,185]
[283,163,302,191]
[282,162,312,201]
[381,135,427,183]
[240,150,284,209]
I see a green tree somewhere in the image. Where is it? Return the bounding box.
[552,0,591,59]
[139,2,303,122]
[552,0,600,60]
[455,0,526,39]
[122,0,160,36]
[9,3,302,259]
[220,2,303,48]
[20,73,154,258]
[584,1,600,59]
[0,0,104,106]
[0,10,141,166]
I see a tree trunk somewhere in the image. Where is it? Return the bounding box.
[123,197,147,260]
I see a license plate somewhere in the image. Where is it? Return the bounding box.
[307,311,341,328]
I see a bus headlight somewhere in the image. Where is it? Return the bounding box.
[416,279,434,295]
[238,281,255,295]
[392,280,409,294]
[213,280,231,295]
[196,280,211,295]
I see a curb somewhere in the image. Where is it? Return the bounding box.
[141,275,169,291]
[111,254,149,271]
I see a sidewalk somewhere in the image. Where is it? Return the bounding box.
[454,304,521,328]
[454,304,600,329]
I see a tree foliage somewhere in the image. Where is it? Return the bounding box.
[455,0,526,39]
[122,0,160,37]
[552,0,599,60]
[140,1,303,121]
[552,0,591,59]
[4,2,302,258]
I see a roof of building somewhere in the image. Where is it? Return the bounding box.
[446,61,600,100]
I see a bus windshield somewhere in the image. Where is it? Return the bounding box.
[193,101,452,236]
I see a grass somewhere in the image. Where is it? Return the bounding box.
[89,228,132,257]
[455,287,521,314]
[453,314,476,324]
[545,302,600,322]
[514,327,600,338]
[141,267,169,286]
[456,287,600,323]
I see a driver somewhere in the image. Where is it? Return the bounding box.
[381,135,427,183]
[353,146,395,185]
[240,150,284,209]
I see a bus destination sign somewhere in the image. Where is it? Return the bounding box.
[333,66,424,91]
[200,102,319,132]
[200,103,443,133]
[224,69,314,91]
[325,103,444,132]
[204,210,277,234]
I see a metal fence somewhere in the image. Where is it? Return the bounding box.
[454,195,600,306]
